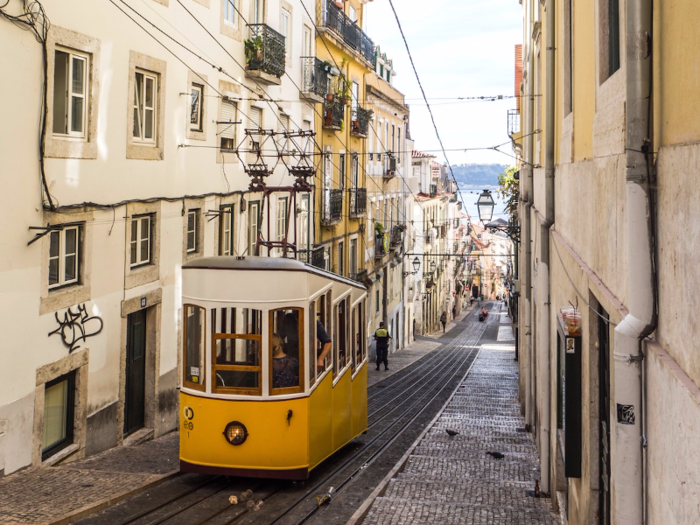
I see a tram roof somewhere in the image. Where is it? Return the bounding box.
[183,256,367,291]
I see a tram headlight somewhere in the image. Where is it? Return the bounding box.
[223,421,248,445]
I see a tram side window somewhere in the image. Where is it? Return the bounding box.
[211,307,262,393]
[184,305,205,390]
[316,292,333,375]
[270,308,303,393]
[359,298,367,363]
[334,299,348,376]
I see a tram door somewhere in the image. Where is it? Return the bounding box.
[124,309,147,436]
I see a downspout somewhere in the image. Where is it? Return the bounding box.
[539,0,556,494]
[613,0,656,523]
[521,0,535,429]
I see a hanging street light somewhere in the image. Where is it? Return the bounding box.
[476,189,496,224]
[403,256,422,277]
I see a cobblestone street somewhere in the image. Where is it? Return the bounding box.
[356,309,560,524]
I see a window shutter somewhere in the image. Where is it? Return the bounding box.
[249,107,262,130]
[220,100,236,140]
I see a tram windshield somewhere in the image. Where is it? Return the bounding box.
[183,305,206,391]
[212,307,262,394]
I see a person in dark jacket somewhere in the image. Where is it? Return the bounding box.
[373,322,392,371]
[440,311,447,333]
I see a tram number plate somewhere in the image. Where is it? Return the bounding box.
[183,420,194,431]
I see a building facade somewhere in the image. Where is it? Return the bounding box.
[516,1,700,524]
[0,0,315,475]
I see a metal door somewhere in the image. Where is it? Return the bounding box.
[124,309,147,436]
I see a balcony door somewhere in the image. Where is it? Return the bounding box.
[124,309,147,436]
[253,0,265,24]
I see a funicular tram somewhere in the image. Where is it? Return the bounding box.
[179,256,368,479]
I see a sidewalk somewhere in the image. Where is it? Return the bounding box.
[349,306,561,524]
[0,432,179,525]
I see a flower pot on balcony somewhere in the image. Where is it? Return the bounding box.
[326,93,334,102]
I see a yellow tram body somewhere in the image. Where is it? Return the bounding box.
[179,257,368,479]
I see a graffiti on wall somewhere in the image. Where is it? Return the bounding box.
[48,304,103,353]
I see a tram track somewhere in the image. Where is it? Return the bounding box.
[76,307,495,525]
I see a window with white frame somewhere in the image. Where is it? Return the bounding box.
[187,210,199,253]
[338,241,344,276]
[298,194,309,260]
[339,153,345,190]
[249,106,262,153]
[278,112,290,151]
[49,225,81,289]
[277,197,288,254]
[350,238,357,278]
[219,99,237,152]
[130,215,152,267]
[219,205,234,255]
[224,0,238,27]
[302,25,312,56]
[133,70,157,143]
[280,9,291,61]
[248,201,259,256]
[53,48,89,138]
[190,83,203,131]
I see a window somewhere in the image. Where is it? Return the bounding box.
[270,307,303,394]
[49,225,80,289]
[298,195,310,259]
[397,127,401,163]
[212,307,262,394]
[187,210,199,253]
[253,0,265,25]
[338,241,344,276]
[248,107,262,153]
[375,288,380,314]
[277,197,288,255]
[190,83,203,131]
[248,201,259,255]
[42,372,75,460]
[350,238,358,278]
[219,205,234,255]
[183,305,206,391]
[349,5,357,22]
[333,298,349,377]
[351,154,359,188]
[352,81,359,110]
[130,215,152,267]
[339,153,345,190]
[220,99,237,152]
[53,49,88,138]
[302,25,312,56]
[280,9,291,61]
[607,0,620,77]
[224,0,237,26]
[133,70,157,143]
[278,112,290,151]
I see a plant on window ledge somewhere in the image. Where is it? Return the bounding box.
[374,221,384,236]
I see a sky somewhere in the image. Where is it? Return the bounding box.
[364,0,523,167]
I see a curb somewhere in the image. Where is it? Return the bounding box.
[345,343,483,525]
[47,470,181,525]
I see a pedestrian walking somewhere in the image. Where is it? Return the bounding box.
[452,305,457,320]
[373,322,392,371]
[440,311,447,333]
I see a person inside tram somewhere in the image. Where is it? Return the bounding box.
[316,319,333,370]
[271,333,299,388]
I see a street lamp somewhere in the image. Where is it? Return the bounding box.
[476,189,496,224]
[430,260,436,273]
[402,256,421,277]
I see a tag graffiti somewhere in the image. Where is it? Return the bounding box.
[48,304,104,353]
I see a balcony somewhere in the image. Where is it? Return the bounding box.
[300,56,328,103]
[390,226,404,251]
[322,188,343,224]
[348,187,367,217]
[311,246,325,270]
[351,106,371,137]
[323,95,345,130]
[383,154,397,180]
[374,233,389,259]
[322,2,375,65]
[245,24,285,85]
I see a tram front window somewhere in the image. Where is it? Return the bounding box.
[184,305,206,391]
[212,307,262,394]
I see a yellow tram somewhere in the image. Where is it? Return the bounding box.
[179,256,368,479]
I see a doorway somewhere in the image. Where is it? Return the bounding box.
[598,305,611,525]
[124,309,147,436]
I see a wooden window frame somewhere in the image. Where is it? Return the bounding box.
[48,224,82,290]
[190,83,204,131]
[41,371,76,461]
[269,308,305,395]
[219,204,234,255]
[133,69,158,144]
[52,48,89,139]
[183,304,206,391]
[186,210,199,253]
[130,214,152,268]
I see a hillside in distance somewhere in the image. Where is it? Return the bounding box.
[450,163,509,187]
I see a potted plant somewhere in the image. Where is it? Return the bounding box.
[374,221,384,236]
[244,36,264,65]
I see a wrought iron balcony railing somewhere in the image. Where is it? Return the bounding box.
[323,95,344,130]
[390,227,403,250]
[311,246,325,269]
[322,188,343,224]
[507,108,520,136]
[348,187,367,217]
[322,2,375,64]
[245,24,285,79]
[301,56,328,100]
[351,106,371,137]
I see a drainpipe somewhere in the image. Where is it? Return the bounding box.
[537,0,556,495]
[521,0,535,430]
[613,0,656,523]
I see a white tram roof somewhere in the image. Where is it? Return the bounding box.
[182,256,367,305]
